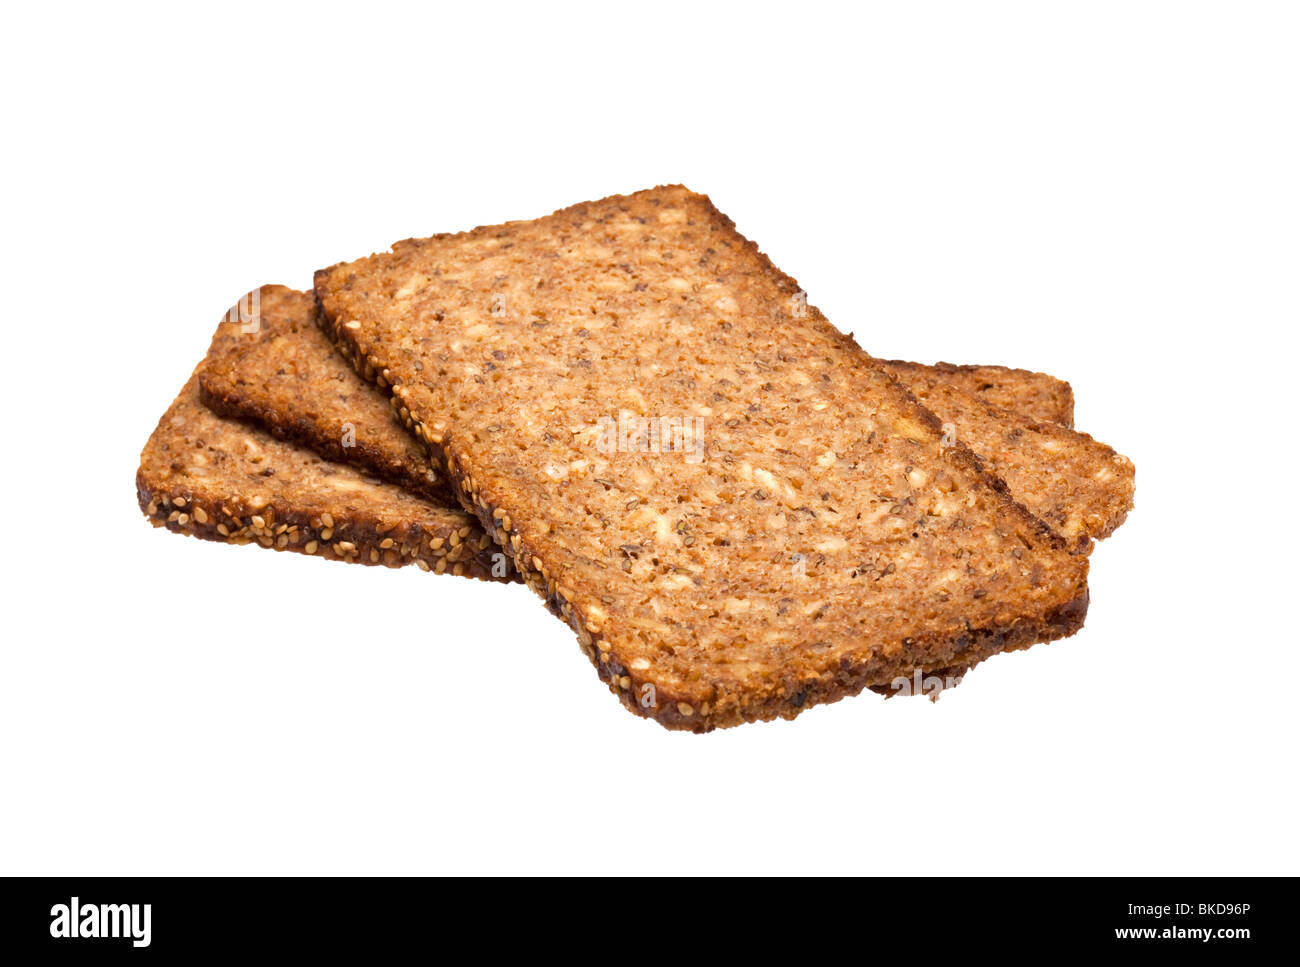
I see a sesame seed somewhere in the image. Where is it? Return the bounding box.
[321,513,334,528]
[304,540,318,554]
[193,507,209,524]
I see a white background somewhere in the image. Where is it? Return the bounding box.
[1,2,1296,875]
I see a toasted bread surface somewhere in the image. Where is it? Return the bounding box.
[316,186,1091,730]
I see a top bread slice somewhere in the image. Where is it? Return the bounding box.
[316,186,1091,731]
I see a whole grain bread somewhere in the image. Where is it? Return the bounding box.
[199,286,452,503]
[136,296,512,582]
[316,185,1092,731]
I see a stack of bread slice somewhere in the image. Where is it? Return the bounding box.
[137,187,1134,730]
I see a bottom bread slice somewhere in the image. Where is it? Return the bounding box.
[137,370,511,582]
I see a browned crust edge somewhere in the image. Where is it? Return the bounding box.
[135,466,508,582]
[313,186,1092,731]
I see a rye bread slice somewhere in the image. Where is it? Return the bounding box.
[136,295,510,582]
[316,185,1092,731]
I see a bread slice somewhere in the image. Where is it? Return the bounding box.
[206,289,1114,540]
[316,185,1092,731]
[136,296,510,582]
[877,359,1074,427]
[199,286,454,504]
